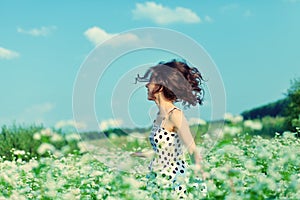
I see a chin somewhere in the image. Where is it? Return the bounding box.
[147,95,155,101]
[147,97,153,101]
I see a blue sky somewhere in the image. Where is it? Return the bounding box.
[1,0,299,131]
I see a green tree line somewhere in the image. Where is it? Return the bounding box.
[242,78,300,132]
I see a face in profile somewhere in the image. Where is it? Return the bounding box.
[145,82,156,101]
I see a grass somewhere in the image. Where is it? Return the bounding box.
[0,121,300,199]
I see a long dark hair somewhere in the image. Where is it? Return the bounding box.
[135,59,205,108]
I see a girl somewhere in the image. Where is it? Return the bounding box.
[132,60,206,198]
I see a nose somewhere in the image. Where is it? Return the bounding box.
[145,83,149,88]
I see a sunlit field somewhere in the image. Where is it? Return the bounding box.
[1,115,300,200]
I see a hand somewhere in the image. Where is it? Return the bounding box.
[194,163,207,181]
[130,151,147,158]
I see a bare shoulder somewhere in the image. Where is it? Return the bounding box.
[169,108,185,124]
[168,108,190,133]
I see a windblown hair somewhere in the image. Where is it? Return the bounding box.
[135,59,205,108]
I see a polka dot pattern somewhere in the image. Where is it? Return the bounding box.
[149,124,186,175]
[147,107,188,198]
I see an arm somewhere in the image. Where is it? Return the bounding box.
[170,109,206,179]
[130,150,154,158]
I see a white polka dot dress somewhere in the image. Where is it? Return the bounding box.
[146,107,188,198]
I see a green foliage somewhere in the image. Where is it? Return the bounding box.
[80,127,151,141]
[260,116,287,137]
[284,78,300,132]
[191,123,208,144]
[241,77,300,134]
[221,116,286,138]
[1,128,300,199]
[0,124,81,161]
[241,98,289,120]
[0,124,43,161]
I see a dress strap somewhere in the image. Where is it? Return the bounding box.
[160,107,178,127]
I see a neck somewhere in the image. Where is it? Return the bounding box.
[155,93,175,115]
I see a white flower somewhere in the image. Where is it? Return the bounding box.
[53,150,63,158]
[224,113,244,123]
[62,192,76,199]
[65,133,81,141]
[212,168,227,181]
[8,191,27,200]
[37,143,56,155]
[123,176,140,189]
[90,170,103,177]
[77,142,88,153]
[13,150,26,156]
[33,132,41,140]
[109,133,118,140]
[29,159,39,168]
[1,174,14,186]
[61,146,71,153]
[244,120,263,130]
[244,159,259,171]
[232,115,243,123]
[45,187,56,198]
[55,119,87,129]
[102,173,114,185]
[127,132,145,144]
[188,117,207,126]
[20,159,39,173]
[211,128,224,139]
[40,128,53,136]
[283,131,297,138]
[222,144,243,156]
[99,118,123,131]
[50,133,63,142]
[223,126,242,136]
[71,188,81,195]
[256,146,272,159]
[224,113,234,122]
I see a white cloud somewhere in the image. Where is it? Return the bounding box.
[220,4,253,18]
[84,26,148,47]
[17,26,57,37]
[84,26,116,45]
[132,2,201,25]
[243,10,253,17]
[284,0,300,2]
[220,3,239,13]
[24,102,55,114]
[55,120,87,130]
[99,118,123,131]
[0,47,19,59]
[204,15,214,23]
[0,102,55,127]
